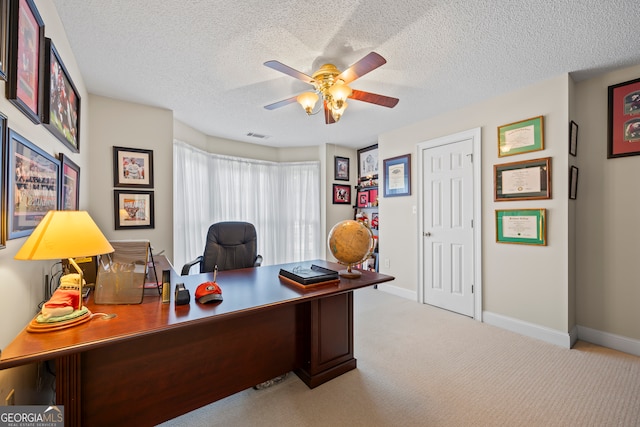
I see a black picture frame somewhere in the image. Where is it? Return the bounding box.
[334,156,349,181]
[569,166,579,200]
[7,128,60,239]
[114,189,155,229]
[332,184,350,204]
[0,0,9,80]
[383,154,411,197]
[607,77,640,158]
[0,112,6,249]
[357,144,378,181]
[59,153,80,210]
[569,120,578,157]
[6,0,44,124]
[113,146,154,188]
[494,157,551,202]
[43,38,81,152]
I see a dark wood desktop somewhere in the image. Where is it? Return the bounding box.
[0,258,394,426]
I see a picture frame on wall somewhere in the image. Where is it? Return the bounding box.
[7,128,60,239]
[357,190,369,208]
[6,0,45,124]
[495,208,546,246]
[498,116,544,157]
[569,120,578,156]
[569,166,579,200]
[382,154,411,197]
[59,153,80,210]
[114,190,154,229]
[332,184,351,204]
[334,156,349,181]
[0,0,9,80]
[494,157,551,202]
[0,112,6,249]
[43,38,81,152]
[113,146,154,188]
[357,144,378,181]
[607,77,640,158]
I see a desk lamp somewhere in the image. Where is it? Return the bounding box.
[15,211,114,330]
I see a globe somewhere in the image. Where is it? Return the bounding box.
[327,220,375,278]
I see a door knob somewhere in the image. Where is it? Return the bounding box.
[423,232,431,237]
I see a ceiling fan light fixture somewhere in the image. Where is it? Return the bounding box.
[331,102,348,122]
[328,81,352,109]
[297,91,319,115]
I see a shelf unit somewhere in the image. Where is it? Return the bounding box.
[353,184,379,272]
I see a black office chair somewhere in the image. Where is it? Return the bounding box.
[181,221,263,275]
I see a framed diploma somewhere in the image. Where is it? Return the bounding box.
[494,157,551,201]
[496,209,546,246]
[382,153,411,197]
[498,116,544,157]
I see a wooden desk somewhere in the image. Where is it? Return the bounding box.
[0,259,394,426]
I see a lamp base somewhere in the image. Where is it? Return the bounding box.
[27,307,91,333]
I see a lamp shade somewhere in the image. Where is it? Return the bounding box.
[296,91,319,114]
[15,211,114,260]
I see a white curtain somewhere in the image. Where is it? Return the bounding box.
[173,140,321,269]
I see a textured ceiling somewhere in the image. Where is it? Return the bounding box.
[52,0,640,149]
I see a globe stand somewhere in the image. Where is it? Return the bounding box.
[338,264,362,279]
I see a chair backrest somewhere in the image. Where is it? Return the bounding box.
[201,222,258,272]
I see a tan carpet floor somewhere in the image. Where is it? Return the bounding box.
[159,287,640,426]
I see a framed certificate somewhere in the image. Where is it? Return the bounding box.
[496,208,546,246]
[494,157,551,201]
[498,116,544,157]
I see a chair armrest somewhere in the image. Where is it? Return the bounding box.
[254,255,263,267]
[181,256,203,275]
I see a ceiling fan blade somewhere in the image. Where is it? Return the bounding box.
[264,96,298,110]
[264,60,315,84]
[324,100,336,124]
[350,89,399,108]
[336,52,387,84]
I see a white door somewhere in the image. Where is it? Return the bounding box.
[420,136,475,317]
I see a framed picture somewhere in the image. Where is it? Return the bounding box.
[607,77,640,158]
[113,146,154,188]
[357,144,378,181]
[7,128,60,239]
[334,156,349,181]
[498,116,544,157]
[357,190,369,208]
[0,0,9,80]
[43,38,81,152]
[569,120,578,156]
[368,188,378,206]
[114,190,154,229]
[496,208,546,246]
[0,112,6,249]
[59,154,80,210]
[371,212,379,230]
[332,184,350,204]
[569,166,579,200]
[383,154,411,197]
[6,0,45,124]
[494,157,551,201]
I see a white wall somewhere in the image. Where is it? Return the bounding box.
[379,75,571,333]
[575,63,640,341]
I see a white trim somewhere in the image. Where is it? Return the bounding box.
[376,283,417,301]
[483,311,572,348]
[577,325,640,357]
[416,127,482,321]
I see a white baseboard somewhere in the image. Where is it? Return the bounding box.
[577,325,640,357]
[483,311,572,348]
[375,283,417,301]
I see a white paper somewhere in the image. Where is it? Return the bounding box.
[504,124,535,149]
[502,215,538,239]
[501,166,541,194]
[388,164,405,190]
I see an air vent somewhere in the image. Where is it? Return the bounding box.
[246,132,270,139]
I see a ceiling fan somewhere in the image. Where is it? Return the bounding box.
[264,52,399,124]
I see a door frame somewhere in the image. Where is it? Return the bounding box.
[417,127,483,321]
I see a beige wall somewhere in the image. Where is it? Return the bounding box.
[379,75,571,333]
[575,63,640,341]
